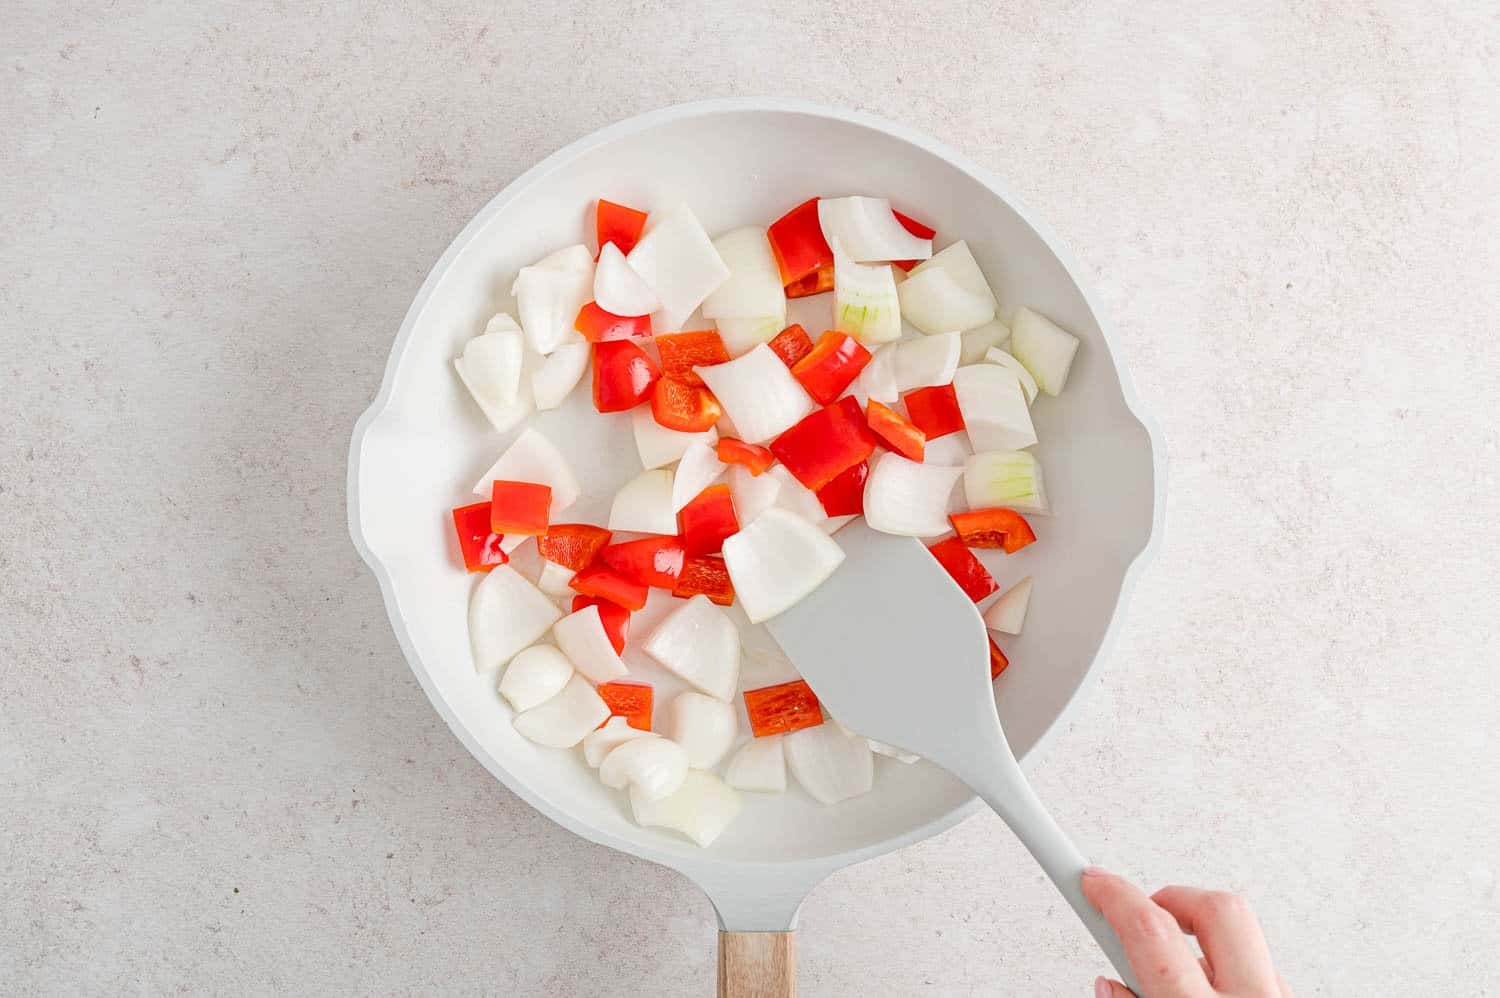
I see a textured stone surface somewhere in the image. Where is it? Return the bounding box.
[3,1,1497,995]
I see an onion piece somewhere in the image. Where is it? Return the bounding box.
[695,343,814,444]
[454,314,527,432]
[722,507,845,623]
[714,316,784,357]
[670,441,727,513]
[1009,306,1081,396]
[850,341,900,406]
[963,450,1049,514]
[766,465,826,523]
[960,317,1012,365]
[599,735,689,802]
[632,405,717,470]
[909,240,998,310]
[552,604,629,682]
[983,347,1039,404]
[609,468,678,535]
[513,672,609,748]
[784,721,874,805]
[642,594,741,702]
[820,515,856,534]
[497,644,574,712]
[626,202,730,333]
[726,463,781,525]
[668,691,737,769]
[984,576,1033,635]
[724,734,787,793]
[593,241,660,317]
[583,715,653,767]
[863,452,963,537]
[469,565,563,673]
[629,770,742,847]
[701,227,786,322]
[531,341,591,410]
[817,196,932,263]
[511,245,593,354]
[896,266,995,335]
[535,558,576,597]
[831,238,901,344]
[868,738,921,764]
[893,331,961,392]
[922,430,972,468]
[952,363,1037,452]
[471,427,581,518]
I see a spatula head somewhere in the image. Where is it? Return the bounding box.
[765,518,1003,768]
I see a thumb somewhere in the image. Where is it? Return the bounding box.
[1094,977,1136,998]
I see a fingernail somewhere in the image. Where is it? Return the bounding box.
[1082,865,1110,877]
[1094,976,1111,998]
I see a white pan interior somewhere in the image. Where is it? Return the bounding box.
[351,101,1159,867]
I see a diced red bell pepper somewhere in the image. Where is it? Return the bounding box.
[866,399,926,461]
[815,460,868,517]
[489,480,552,536]
[596,198,648,256]
[677,484,739,557]
[568,564,649,611]
[927,537,999,603]
[650,376,723,432]
[596,681,653,730]
[767,198,834,292]
[600,535,685,590]
[743,680,824,737]
[891,209,936,271]
[592,340,660,413]
[949,508,1038,554]
[791,330,872,405]
[571,595,630,655]
[451,501,507,573]
[770,396,878,492]
[783,268,834,298]
[575,301,652,343]
[767,323,815,368]
[672,554,735,606]
[988,637,1010,680]
[903,383,966,439]
[656,330,729,386]
[715,438,775,476]
[537,523,612,570]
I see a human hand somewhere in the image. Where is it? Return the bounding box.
[1081,867,1289,997]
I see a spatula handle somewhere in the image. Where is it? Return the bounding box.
[718,930,795,998]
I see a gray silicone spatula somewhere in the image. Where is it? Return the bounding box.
[765,518,1139,991]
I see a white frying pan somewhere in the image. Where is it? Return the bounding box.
[348,98,1164,996]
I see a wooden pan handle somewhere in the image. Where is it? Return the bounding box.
[717,930,795,998]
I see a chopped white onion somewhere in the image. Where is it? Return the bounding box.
[896,266,995,335]
[454,314,527,432]
[963,451,1049,514]
[510,245,593,354]
[766,465,826,523]
[960,317,1012,365]
[921,430,973,467]
[670,441,727,513]
[471,427,581,518]
[629,770,742,847]
[583,716,653,767]
[868,738,921,764]
[668,691,737,769]
[909,240,998,310]
[850,341,900,406]
[893,331,961,392]
[831,238,901,344]
[512,672,609,748]
[863,452,963,537]
[984,576,1033,635]
[599,735,689,802]
[552,604,628,683]
[952,363,1037,452]
[820,515,856,534]
[531,341,591,410]
[983,347,1039,404]
[784,722,874,805]
[700,227,786,322]
[726,463,781,525]
[1009,306,1080,396]
[632,405,717,470]
[535,558,577,597]
[469,565,563,673]
[817,196,932,263]
[497,644,574,712]
[642,595,741,702]
[723,735,787,793]
[714,316,783,357]
[722,507,846,623]
[695,344,814,444]
[592,241,659,317]
[500,534,532,557]
[626,202,730,333]
[609,468,678,535]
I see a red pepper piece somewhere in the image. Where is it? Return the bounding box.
[767,323,815,368]
[537,523,612,571]
[767,197,834,290]
[600,535,685,589]
[988,637,1010,680]
[715,438,775,476]
[672,554,735,606]
[783,268,834,298]
[650,376,723,432]
[571,595,630,655]
[596,681,653,730]
[596,198,648,256]
[592,340,660,413]
[949,508,1038,554]
[575,301,653,343]
[451,501,507,573]
[770,396,878,492]
[489,480,552,536]
[891,209,936,271]
[815,460,868,517]
[866,399,926,461]
[677,484,739,557]
[568,564,649,611]
[927,537,999,603]
[791,330,872,405]
[743,680,824,737]
[903,383,966,439]
[656,330,729,386]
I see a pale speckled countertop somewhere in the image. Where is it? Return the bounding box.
[2,2,1498,995]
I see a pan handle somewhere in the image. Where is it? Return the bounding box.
[718,930,795,998]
